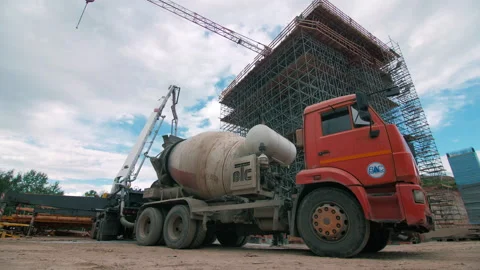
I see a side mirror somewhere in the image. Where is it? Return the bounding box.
[355,92,369,111]
[358,110,371,122]
[354,92,379,138]
[355,92,372,122]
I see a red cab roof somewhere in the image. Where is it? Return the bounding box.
[304,94,356,115]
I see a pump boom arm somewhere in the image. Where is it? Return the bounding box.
[110,85,181,194]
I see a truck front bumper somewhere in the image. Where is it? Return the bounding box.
[396,183,435,232]
[366,183,434,233]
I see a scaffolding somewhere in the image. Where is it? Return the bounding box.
[219,0,445,189]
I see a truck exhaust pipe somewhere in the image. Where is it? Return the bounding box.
[120,188,135,228]
[120,216,135,228]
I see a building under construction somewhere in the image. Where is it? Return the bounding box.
[219,0,445,187]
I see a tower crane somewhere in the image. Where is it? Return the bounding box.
[76,0,272,56]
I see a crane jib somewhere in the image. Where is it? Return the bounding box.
[75,0,271,56]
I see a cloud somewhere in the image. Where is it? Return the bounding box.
[0,0,479,194]
[441,155,454,176]
[333,0,480,128]
[180,98,222,137]
[423,93,471,129]
[337,0,480,96]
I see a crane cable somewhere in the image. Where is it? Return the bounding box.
[76,0,95,29]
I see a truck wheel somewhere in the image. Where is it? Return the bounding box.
[297,187,369,258]
[163,205,197,249]
[96,219,104,241]
[96,219,111,241]
[361,228,390,253]
[216,231,248,247]
[155,208,167,246]
[203,228,216,246]
[189,220,207,249]
[90,220,98,239]
[135,207,164,246]
[412,233,421,244]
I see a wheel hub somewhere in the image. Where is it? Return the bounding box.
[140,217,151,237]
[312,203,348,241]
[168,215,184,240]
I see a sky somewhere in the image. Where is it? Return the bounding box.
[0,0,479,195]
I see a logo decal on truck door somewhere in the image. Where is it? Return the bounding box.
[367,162,385,178]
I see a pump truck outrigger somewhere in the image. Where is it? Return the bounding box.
[88,86,434,258]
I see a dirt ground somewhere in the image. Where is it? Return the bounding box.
[0,237,479,270]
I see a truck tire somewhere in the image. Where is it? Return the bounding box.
[155,208,168,246]
[96,219,105,241]
[163,205,197,249]
[96,218,115,241]
[297,187,370,258]
[216,231,248,247]
[189,220,207,249]
[412,233,422,244]
[135,207,164,246]
[203,228,216,246]
[361,228,390,253]
[90,220,98,240]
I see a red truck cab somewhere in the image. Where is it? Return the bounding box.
[292,92,433,257]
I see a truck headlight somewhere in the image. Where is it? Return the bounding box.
[413,190,425,204]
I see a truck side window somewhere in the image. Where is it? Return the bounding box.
[321,107,352,136]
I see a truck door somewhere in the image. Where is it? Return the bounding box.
[315,104,396,186]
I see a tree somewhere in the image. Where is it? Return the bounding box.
[0,170,16,195]
[84,190,99,197]
[0,169,64,216]
[0,169,64,195]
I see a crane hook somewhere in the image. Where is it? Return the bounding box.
[76,0,95,29]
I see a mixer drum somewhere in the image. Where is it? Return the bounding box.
[167,131,246,200]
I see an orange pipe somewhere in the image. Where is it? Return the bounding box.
[16,207,34,212]
[16,206,57,212]
[2,214,92,225]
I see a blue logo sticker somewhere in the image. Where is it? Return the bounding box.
[367,162,385,178]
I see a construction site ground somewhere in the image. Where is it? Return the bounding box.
[0,237,479,270]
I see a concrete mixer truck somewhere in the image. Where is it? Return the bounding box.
[111,90,433,258]
[0,85,433,258]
